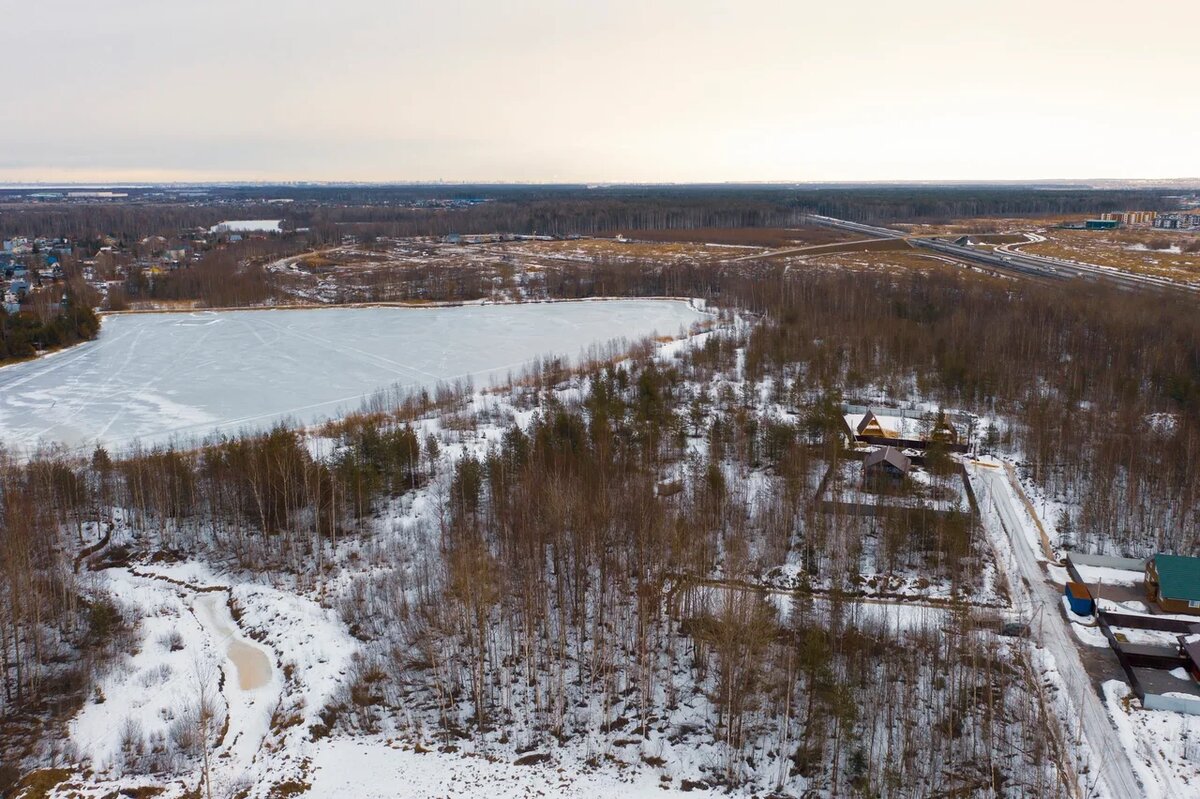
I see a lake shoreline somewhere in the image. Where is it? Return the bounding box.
[100,294,710,317]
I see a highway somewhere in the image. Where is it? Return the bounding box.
[804,214,1200,295]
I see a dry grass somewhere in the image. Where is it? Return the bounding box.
[11,768,73,799]
[782,238,912,256]
[792,248,979,279]
[895,215,1200,282]
[623,226,854,248]
[900,216,1084,236]
[523,238,729,262]
[1022,228,1200,281]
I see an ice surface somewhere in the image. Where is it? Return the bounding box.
[0,300,704,451]
[210,219,283,233]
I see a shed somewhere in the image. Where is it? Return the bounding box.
[1146,554,1200,616]
[1065,582,1095,617]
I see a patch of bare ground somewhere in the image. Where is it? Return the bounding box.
[899,215,1084,236]
[793,249,1017,288]
[775,237,913,256]
[1022,227,1200,281]
[515,237,735,263]
[623,225,856,248]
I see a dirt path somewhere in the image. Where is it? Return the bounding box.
[123,566,280,784]
[194,593,272,691]
[970,462,1146,799]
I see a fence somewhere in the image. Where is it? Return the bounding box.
[1066,552,1146,572]
[1068,554,1200,712]
[1143,693,1200,715]
[1100,610,1200,635]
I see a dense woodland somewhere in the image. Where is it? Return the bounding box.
[0,294,99,364]
[0,184,1177,241]
[5,245,1199,792]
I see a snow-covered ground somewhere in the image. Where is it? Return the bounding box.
[67,563,357,798]
[210,220,283,233]
[0,300,706,452]
[306,739,726,798]
[36,321,1167,798]
[1103,681,1200,799]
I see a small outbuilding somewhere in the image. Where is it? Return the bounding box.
[1145,554,1200,616]
[1065,582,1095,617]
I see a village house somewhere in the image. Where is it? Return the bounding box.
[862,446,911,488]
[1145,554,1200,615]
[856,409,895,439]
[846,407,968,453]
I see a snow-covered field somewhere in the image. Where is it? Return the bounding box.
[305,739,725,798]
[0,300,705,451]
[210,219,284,233]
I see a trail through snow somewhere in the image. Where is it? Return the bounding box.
[193,593,272,690]
[969,461,1148,798]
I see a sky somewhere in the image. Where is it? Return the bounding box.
[3,0,1198,183]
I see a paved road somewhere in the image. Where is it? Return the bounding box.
[804,214,1199,295]
[969,462,1146,799]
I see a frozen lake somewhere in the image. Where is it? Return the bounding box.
[0,300,705,452]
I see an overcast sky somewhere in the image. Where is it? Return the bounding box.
[3,0,1197,183]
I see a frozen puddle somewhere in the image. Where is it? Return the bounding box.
[195,593,272,690]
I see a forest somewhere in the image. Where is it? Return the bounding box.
[4,247,1197,794]
[0,184,1178,241]
[0,294,99,364]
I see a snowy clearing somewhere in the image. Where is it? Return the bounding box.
[210,220,284,233]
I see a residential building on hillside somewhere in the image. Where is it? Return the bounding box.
[862,446,911,488]
[1146,554,1200,615]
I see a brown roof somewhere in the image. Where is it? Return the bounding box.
[1066,582,1093,601]
[863,446,911,474]
[1182,636,1200,669]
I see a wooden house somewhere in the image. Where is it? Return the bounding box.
[1145,554,1200,616]
[856,409,894,439]
[862,446,911,488]
[847,406,968,453]
[930,410,959,445]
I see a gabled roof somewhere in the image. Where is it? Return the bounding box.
[857,408,896,436]
[863,446,910,474]
[1152,554,1200,603]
